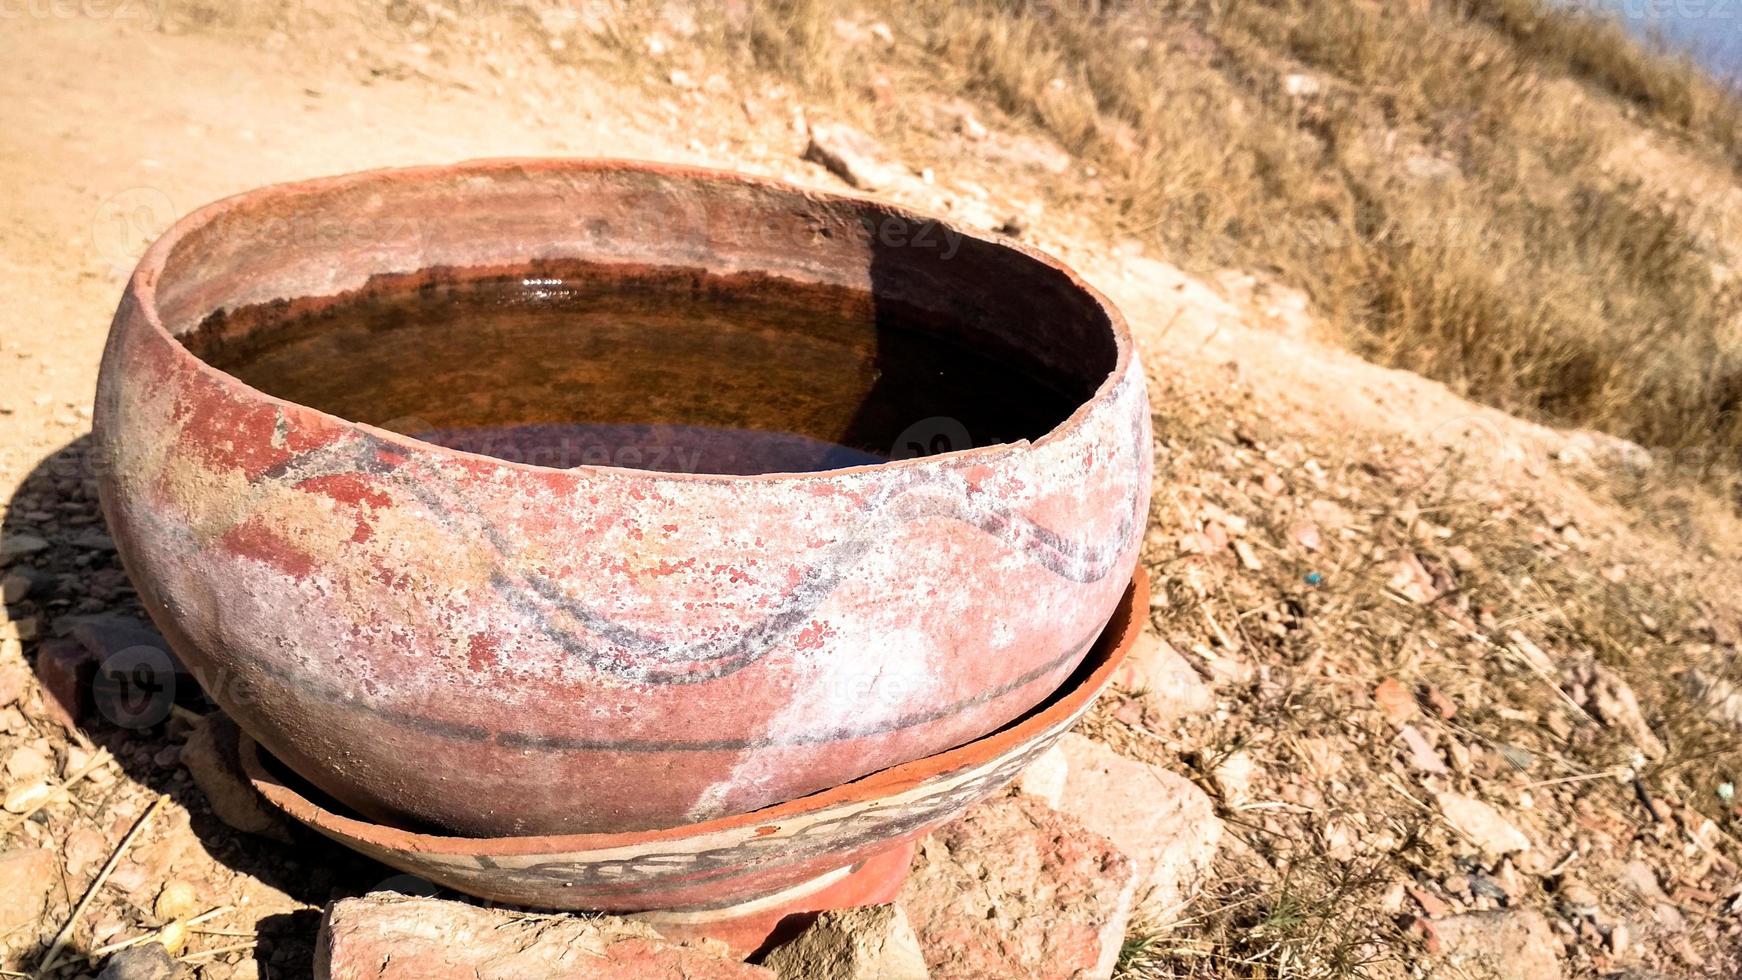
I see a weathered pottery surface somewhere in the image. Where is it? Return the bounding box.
[94,160,1149,836]
[244,571,1144,914]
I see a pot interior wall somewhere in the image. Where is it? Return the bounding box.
[156,169,1119,476]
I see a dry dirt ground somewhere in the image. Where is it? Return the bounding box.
[5,3,1742,978]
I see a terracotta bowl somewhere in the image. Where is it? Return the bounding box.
[95,159,1150,836]
[244,570,1143,923]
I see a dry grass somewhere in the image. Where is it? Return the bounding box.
[1464,0,1742,160]
[723,0,1742,474]
[1112,855,1407,978]
[741,0,848,97]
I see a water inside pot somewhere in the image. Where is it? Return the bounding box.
[181,260,1090,475]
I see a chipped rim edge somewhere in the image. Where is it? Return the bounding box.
[120,157,1136,484]
[242,566,1145,857]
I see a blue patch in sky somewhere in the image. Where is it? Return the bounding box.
[1580,0,1742,81]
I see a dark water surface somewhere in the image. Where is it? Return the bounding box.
[183,262,1084,475]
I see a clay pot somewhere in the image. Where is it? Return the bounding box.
[242,570,1143,952]
[94,160,1149,836]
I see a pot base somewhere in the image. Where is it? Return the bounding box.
[629,839,917,957]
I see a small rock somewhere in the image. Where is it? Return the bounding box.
[5,744,52,782]
[65,827,107,876]
[1374,677,1417,726]
[317,894,773,979]
[1188,644,1253,687]
[1436,792,1531,857]
[1587,665,1665,759]
[1422,685,1458,720]
[804,122,903,190]
[1210,750,1257,809]
[1411,916,1440,953]
[34,637,96,729]
[1619,859,1665,902]
[1,570,36,604]
[3,778,57,814]
[763,904,929,980]
[1425,909,1564,980]
[1543,711,1572,741]
[1557,880,1599,916]
[1405,153,1461,181]
[105,859,151,897]
[97,943,178,980]
[0,534,48,564]
[1307,498,1353,530]
[1042,734,1221,910]
[180,712,294,843]
[64,741,104,779]
[1492,858,1524,899]
[1408,884,1452,919]
[1013,743,1069,808]
[205,957,259,980]
[1396,725,1448,774]
[1288,520,1322,552]
[1110,632,1213,726]
[1389,552,1438,602]
[1321,817,1358,862]
[900,793,1136,980]
[1232,539,1263,571]
[1281,72,1322,97]
[0,848,55,936]
[0,663,25,708]
[1379,881,1407,914]
[5,616,39,642]
[1445,546,1479,572]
